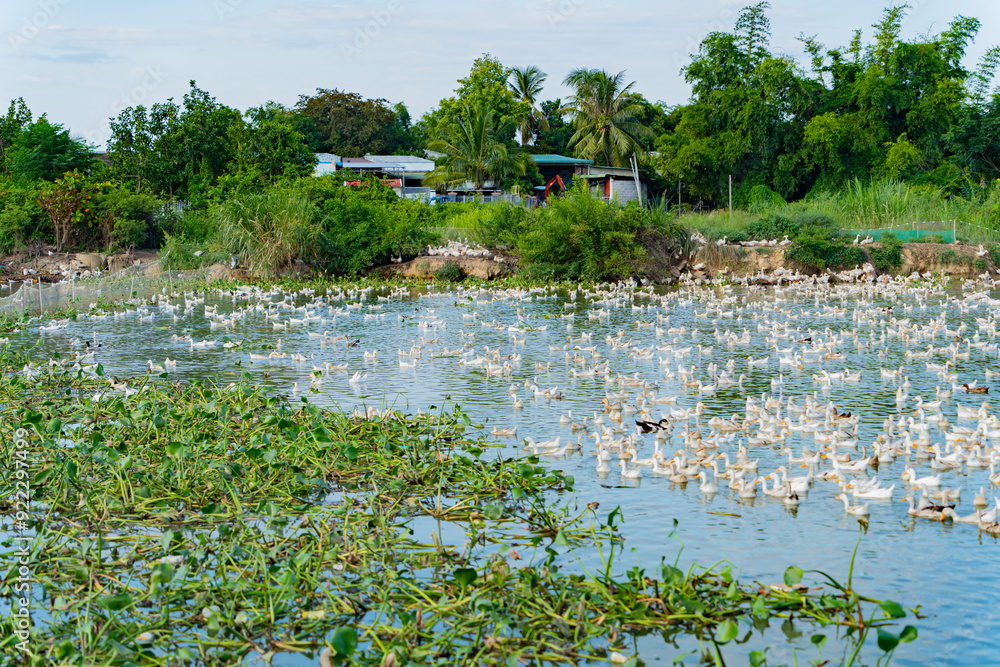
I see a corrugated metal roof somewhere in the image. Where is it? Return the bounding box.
[365,155,436,172]
[530,154,593,165]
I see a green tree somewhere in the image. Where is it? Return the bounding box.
[561,69,654,167]
[107,101,179,192]
[221,103,316,194]
[419,54,527,148]
[293,89,417,156]
[6,116,93,182]
[531,99,575,155]
[37,169,93,250]
[509,65,549,145]
[424,100,530,190]
[0,98,32,173]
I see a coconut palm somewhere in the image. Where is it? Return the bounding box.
[561,68,654,167]
[509,65,549,145]
[425,100,529,190]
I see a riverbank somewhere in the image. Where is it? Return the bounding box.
[683,241,996,282]
[1,239,996,292]
[0,247,160,283]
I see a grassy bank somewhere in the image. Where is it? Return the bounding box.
[679,179,1000,247]
[0,346,918,666]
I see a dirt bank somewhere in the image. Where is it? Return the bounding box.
[0,247,160,283]
[689,242,995,280]
[376,255,514,280]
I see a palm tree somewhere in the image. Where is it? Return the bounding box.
[425,100,529,190]
[561,68,653,167]
[509,65,549,145]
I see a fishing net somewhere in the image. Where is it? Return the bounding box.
[0,260,230,317]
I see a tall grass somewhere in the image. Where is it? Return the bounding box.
[682,179,1000,244]
[217,187,318,277]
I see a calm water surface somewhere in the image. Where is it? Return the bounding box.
[10,279,1000,666]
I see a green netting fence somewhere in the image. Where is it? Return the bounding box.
[858,228,956,243]
[0,260,229,317]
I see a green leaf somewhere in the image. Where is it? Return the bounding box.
[160,530,175,552]
[810,633,827,648]
[175,648,197,662]
[553,530,568,547]
[453,567,478,589]
[877,628,900,652]
[749,650,767,667]
[899,625,918,644]
[783,565,803,586]
[150,562,175,587]
[97,593,133,611]
[879,600,906,619]
[206,613,221,638]
[331,627,358,656]
[716,618,738,643]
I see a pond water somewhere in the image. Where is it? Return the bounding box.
[9,278,1000,665]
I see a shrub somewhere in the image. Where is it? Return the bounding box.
[743,184,786,214]
[518,185,646,281]
[159,235,231,270]
[435,263,464,282]
[793,212,839,229]
[217,187,319,277]
[479,203,530,250]
[705,228,747,244]
[319,197,437,275]
[0,180,48,251]
[171,208,216,243]
[786,225,865,270]
[96,188,162,250]
[744,214,799,240]
[869,232,903,272]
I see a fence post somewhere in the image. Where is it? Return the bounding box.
[953,219,957,245]
[38,279,43,315]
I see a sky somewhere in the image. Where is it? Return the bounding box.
[2,0,999,150]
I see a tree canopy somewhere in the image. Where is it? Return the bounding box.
[656,3,1000,205]
[292,89,418,156]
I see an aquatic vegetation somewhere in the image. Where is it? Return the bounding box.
[0,355,917,666]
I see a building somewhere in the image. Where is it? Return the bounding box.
[313,152,651,206]
[365,155,436,199]
[583,165,648,205]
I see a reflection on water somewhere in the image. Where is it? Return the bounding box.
[10,280,1000,665]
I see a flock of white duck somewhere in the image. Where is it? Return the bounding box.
[20,269,1000,538]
